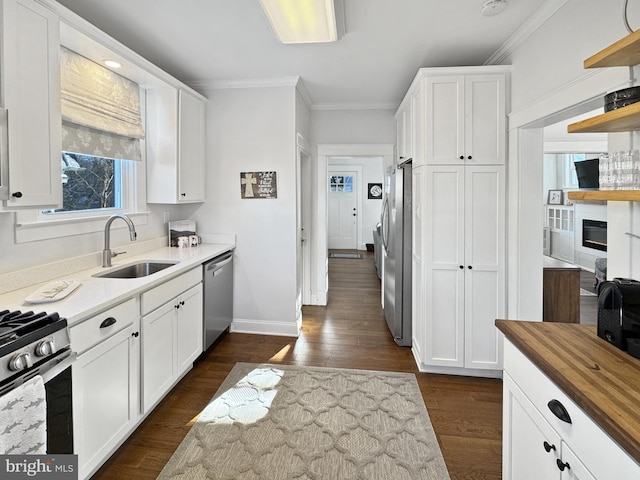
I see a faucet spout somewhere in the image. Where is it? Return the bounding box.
[103,214,137,267]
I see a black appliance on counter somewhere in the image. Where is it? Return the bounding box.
[0,309,75,453]
[597,278,640,359]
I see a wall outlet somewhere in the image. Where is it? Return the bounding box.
[163,211,170,224]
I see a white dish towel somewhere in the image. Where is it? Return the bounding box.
[0,376,47,455]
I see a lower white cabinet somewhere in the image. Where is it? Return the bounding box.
[71,298,140,480]
[503,339,639,480]
[414,165,505,374]
[141,277,203,413]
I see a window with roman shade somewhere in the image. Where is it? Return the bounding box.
[60,46,145,161]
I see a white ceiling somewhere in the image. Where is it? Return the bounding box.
[56,0,549,108]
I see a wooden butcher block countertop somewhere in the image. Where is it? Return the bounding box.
[496,320,640,464]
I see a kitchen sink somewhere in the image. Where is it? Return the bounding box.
[93,261,179,279]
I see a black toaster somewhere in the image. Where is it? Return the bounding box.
[597,277,640,359]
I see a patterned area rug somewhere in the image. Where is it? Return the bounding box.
[329,253,363,259]
[157,363,450,480]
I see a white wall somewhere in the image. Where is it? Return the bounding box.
[311,109,396,145]
[193,84,301,336]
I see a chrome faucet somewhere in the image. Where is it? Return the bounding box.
[103,214,137,267]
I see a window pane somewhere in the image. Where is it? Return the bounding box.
[51,152,123,212]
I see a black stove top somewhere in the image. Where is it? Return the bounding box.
[0,310,66,356]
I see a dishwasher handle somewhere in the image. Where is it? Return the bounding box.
[206,251,233,274]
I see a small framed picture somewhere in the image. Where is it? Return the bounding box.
[368,183,383,199]
[548,189,563,205]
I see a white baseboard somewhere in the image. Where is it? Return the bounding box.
[230,318,300,337]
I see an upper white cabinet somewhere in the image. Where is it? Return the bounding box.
[424,71,506,166]
[1,0,62,207]
[396,97,413,163]
[146,87,206,204]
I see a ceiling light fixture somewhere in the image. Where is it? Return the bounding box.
[103,59,122,69]
[481,0,507,17]
[259,0,344,44]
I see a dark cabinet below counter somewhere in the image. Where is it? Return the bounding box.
[543,255,581,323]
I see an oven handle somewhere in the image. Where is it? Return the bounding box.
[41,351,77,384]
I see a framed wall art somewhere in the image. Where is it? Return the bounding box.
[240,171,277,199]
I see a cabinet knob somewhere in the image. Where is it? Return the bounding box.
[468,265,473,269]
[131,331,139,338]
[459,265,464,269]
[181,193,186,197]
[556,459,570,472]
[467,156,472,160]
[11,191,23,198]
[543,441,556,453]
[459,155,464,160]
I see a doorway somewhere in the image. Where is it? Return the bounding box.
[328,169,359,250]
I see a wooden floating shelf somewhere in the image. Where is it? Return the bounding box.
[584,29,640,68]
[567,102,640,133]
[568,190,640,201]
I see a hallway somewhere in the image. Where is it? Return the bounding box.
[93,251,503,479]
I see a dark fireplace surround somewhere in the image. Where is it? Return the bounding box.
[583,219,607,252]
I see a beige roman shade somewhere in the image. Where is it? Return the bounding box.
[60,46,144,161]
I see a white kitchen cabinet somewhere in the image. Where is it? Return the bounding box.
[503,339,639,480]
[141,269,203,413]
[146,86,206,204]
[71,298,140,480]
[424,72,506,166]
[416,165,505,373]
[396,97,413,163]
[411,165,425,356]
[0,0,62,207]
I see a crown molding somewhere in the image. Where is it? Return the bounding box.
[485,0,569,65]
[311,102,398,111]
[188,76,302,91]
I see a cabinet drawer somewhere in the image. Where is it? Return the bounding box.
[141,267,202,315]
[504,339,640,479]
[71,298,138,355]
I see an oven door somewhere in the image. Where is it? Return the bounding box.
[42,351,76,454]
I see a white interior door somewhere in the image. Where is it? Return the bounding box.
[328,171,358,249]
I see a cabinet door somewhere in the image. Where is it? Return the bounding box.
[2,0,61,207]
[464,166,505,370]
[560,443,596,480]
[464,75,506,165]
[411,166,425,359]
[178,89,206,202]
[425,75,464,165]
[503,374,562,480]
[423,166,465,367]
[176,283,203,374]
[141,301,176,413]
[73,322,139,479]
[396,101,412,163]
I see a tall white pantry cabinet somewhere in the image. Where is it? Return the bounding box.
[397,66,509,377]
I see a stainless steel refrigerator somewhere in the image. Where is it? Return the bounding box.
[382,160,412,346]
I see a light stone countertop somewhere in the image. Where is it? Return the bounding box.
[0,243,234,327]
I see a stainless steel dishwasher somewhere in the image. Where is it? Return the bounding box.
[203,250,234,350]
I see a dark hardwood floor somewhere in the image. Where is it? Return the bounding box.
[92,250,503,480]
[580,268,598,326]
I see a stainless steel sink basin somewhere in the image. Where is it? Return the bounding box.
[93,261,178,279]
